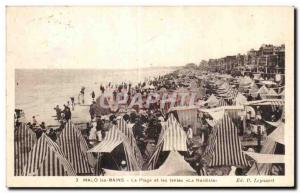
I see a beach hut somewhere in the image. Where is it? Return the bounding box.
[88,126,141,171]
[14,123,37,176]
[202,113,249,167]
[23,133,76,176]
[57,121,95,175]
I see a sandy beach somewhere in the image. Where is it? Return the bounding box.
[15,67,176,125]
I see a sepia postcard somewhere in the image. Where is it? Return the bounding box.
[6,6,295,188]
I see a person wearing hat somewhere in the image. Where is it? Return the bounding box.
[120,160,128,171]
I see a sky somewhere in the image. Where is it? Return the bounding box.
[6,6,293,69]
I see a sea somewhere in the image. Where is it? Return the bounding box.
[15,67,176,125]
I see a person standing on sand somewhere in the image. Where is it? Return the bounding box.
[64,105,72,121]
[70,97,75,110]
[89,101,96,120]
[91,91,95,102]
[78,87,85,104]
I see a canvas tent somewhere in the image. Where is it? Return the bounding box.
[116,118,144,168]
[203,113,249,167]
[88,126,141,171]
[23,133,76,176]
[146,114,187,170]
[14,123,37,176]
[170,106,199,135]
[57,121,95,175]
[247,123,285,176]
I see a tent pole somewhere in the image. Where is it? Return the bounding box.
[255,162,261,175]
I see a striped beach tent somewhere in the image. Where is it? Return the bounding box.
[203,113,249,167]
[218,98,228,106]
[88,127,141,171]
[14,123,37,176]
[146,114,187,170]
[116,118,144,168]
[23,133,76,176]
[163,114,187,151]
[57,121,94,175]
[171,106,199,135]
